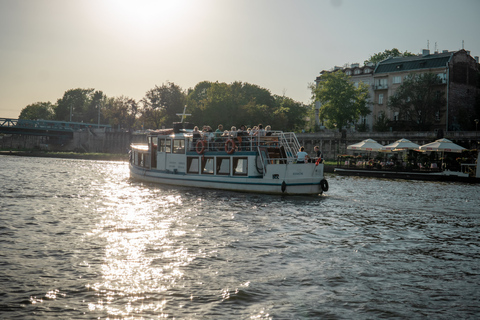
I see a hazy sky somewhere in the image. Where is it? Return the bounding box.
[1,0,479,119]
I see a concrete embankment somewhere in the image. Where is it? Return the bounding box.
[0,151,128,161]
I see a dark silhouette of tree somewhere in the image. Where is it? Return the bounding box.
[388,73,445,131]
[141,82,186,129]
[18,102,55,120]
[365,48,415,65]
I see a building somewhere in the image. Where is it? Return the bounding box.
[373,49,479,132]
[315,49,479,132]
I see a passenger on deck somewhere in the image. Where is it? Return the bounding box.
[214,124,224,150]
[314,146,323,163]
[265,125,272,136]
[192,126,201,151]
[255,124,266,137]
[237,125,247,150]
[296,146,309,164]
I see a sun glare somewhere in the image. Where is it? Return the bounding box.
[105,0,190,30]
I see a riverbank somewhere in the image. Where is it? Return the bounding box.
[0,150,129,161]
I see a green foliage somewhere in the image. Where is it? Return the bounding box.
[312,71,371,131]
[54,88,105,123]
[186,81,307,131]
[388,73,445,131]
[103,96,139,130]
[17,81,308,132]
[19,102,55,120]
[365,48,415,65]
[140,82,186,129]
[373,111,390,132]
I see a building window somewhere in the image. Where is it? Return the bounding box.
[393,76,401,84]
[437,73,447,83]
[354,69,361,75]
[378,94,384,104]
[375,78,388,89]
[345,70,351,75]
[393,112,399,121]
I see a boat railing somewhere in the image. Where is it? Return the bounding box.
[187,132,298,158]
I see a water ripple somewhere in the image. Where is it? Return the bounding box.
[0,156,479,319]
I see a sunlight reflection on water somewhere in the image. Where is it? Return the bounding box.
[1,157,479,319]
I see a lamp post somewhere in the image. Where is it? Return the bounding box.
[475,119,479,148]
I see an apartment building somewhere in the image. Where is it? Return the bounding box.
[315,49,479,132]
[373,49,478,132]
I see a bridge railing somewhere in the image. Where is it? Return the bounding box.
[0,118,112,132]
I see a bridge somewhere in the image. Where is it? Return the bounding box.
[0,118,111,138]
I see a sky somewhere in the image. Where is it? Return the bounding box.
[1,0,479,119]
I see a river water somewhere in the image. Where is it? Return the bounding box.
[0,155,479,319]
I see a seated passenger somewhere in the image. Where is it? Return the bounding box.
[296,146,309,164]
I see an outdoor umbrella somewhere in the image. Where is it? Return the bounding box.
[418,138,466,170]
[347,139,385,151]
[384,138,420,151]
[418,138,466,153]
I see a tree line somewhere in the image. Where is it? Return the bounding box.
[18,81,310,132]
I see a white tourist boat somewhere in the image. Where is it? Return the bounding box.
[129,124,328,195]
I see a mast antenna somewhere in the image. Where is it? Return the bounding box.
[176,105,191,123]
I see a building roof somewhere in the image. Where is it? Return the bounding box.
[374,51,453,74]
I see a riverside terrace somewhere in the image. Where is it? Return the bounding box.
[334,151,480,182]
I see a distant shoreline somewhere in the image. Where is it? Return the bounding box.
[0,150,336,172]
[0,150,129,162]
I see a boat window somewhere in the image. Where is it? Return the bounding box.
[233,157,248,176]
[159,139,171,153]
[216,157,230,175]
[173,139,185,154]
[202,157,214,174]
[187,157,199,173]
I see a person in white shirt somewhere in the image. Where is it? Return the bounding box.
[296,146,309,163]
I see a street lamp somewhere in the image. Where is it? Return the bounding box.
[475,119,479,142]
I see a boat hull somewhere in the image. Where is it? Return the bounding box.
[130,163,325,195]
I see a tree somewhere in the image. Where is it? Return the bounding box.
[185,81,307,131]
[373,111,390,132]
[141,82,186,129]
[103,96,139,130]
[54,88,98,122]
[18,102,55,120]
[388,73,445,131]
[365,48,415,65]
[311,71,371,131]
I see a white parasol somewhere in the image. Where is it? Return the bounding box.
[417,138,466,153]
[347,139,385,151]
[384,138,420,152]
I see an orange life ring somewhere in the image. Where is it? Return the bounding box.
[225,139,236,154]
[196,140,205,154]
[315,157,322,166]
